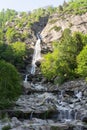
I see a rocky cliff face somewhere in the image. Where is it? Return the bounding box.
[41,12,87,44]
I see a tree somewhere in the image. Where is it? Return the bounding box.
[6,27,21,44]
[73,32,87,54]
[11,41,26,67]
[0,60,21,109]
[41,29,81,84]
[76,45,87,78]
[55,29,77,82]
[0,42,27,69]
[0,44,14,63]
[41,49,58,80]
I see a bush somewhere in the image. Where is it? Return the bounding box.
[50,26,61,32]
[0,60,21,109]
[2,125,11,130]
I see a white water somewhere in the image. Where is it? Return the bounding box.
[24,34,41,81]
[31,36,41,75]
[24,74,28,82]
[75,91,82,100]
[56,90,82,122]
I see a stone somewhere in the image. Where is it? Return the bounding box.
[11,117,22,127]
[35,60,41,67]
[23,81,31,94]
[82,116,87,123]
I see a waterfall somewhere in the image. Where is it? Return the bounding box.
[24,33,41,81]
[24,74,28,82]
[57,107,75,122]
[31,34,41,75]
[75,91,82,100]
[57,90,80,122]
[30,112,33,120]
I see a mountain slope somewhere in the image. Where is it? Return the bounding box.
[41,12,87,44]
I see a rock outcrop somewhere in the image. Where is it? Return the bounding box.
[41,12,87,44]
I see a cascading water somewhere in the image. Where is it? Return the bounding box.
[56,90,83,123]
[31,34,41,75]
[24,33,41,81]
[24,74,28,82]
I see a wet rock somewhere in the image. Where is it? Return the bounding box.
[11,117,22,127]
[50,123,68,130]
[35,60,41,67]
[59,79,87,94]
[14,93,57,115]
[23,81,31,94]
[82,116,87,123]
[65,90,74,97]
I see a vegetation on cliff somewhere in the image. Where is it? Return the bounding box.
[64,0,87,15]
[41,0,87,84]
[41,29,87,84]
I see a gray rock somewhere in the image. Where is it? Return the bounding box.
[41,13,87,45]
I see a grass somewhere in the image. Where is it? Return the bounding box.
[50,26,61,32]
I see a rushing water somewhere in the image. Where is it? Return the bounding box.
[56,90,83,123]
[31,34,41,75]
[24,33,41,82]
[24,74,28,82]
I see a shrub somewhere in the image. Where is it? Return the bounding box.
[2,125,11,130]
[49,19,58,24]
[50,26,61,32]
[0,60,21,109]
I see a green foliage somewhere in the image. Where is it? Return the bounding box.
[41,29,87,84]
[0,43,14,63]
[11,41,26,65]
[46,6,57,14]
[0,42,27,69]
[76,45,87,78]
[0,60,21,109]
[58,5,63,12]
[50,26,61,32]
[6,27,21,44]
[0,28,4,41]
[63,0,87,15]
[55,29,78,82]
[73,32,85,54]
[41,49,58,80]
[49,19,58,24]
[0,9,17,28]
[2,125,11,130]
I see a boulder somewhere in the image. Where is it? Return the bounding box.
[35,60,41,67]
[82,116,87,123]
